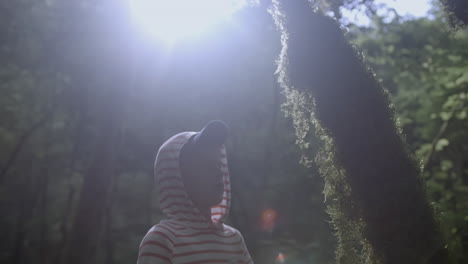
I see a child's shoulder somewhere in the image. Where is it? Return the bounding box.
[139,222,251,263]
[138,224,174,263]
[148,222,170,233]
[151,221,242,235]
[222,224,241,234]
[143,221,244,241]
[140,222,177,245]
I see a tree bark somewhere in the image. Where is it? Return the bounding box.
[271,1,447,263]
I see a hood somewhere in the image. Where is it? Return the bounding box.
[154,132,231,229]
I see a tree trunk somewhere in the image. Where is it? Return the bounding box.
[54,107,87,264]
[11,156,34,264]
[271,1,447,263]
[66,4,136,263]
[55,185,75,264]
[38,165,49,264]
[104,173,118,264]
[11,155,44,264]
[38,117,53,264]
[67,108,123,264]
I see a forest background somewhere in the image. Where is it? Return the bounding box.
[1,0,467,263]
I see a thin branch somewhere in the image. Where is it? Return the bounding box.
[0,110,55,184]
[423,105,462,171]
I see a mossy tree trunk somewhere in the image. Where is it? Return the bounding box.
[270,1,448,263]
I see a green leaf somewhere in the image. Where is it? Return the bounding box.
[440,160,453,171]
[435,138,449,151]
[416,143,432,158]
[455,72,468,85]
[456,110,467,119]
[448,55,462,63]
[440,112,452,121]
[451,228,457,234]
[444,82,457,89]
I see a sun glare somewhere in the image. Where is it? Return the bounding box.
[129,0,247,43]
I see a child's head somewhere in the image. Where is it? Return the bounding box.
[179,121,229,210]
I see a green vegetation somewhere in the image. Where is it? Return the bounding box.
[352,14,468,262]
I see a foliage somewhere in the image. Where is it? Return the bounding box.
[351,15,468,262]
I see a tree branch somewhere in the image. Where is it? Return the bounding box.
[0,110,54,184]
[423,105,462,171]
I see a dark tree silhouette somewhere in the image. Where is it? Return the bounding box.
[440,0,468,28]
[271,0,448,263]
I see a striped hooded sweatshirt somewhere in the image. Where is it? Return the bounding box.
[137,132,253,264]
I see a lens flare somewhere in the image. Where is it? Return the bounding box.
[129,0,247,42]
[275,252,286,263]
[261,208,277,231]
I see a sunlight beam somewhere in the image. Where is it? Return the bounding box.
[129,0,247,43]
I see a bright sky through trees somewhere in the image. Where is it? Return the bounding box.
[342,0,432,25]
[129,0,432,42]
[129,0,247,43]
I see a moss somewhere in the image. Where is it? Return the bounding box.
[271,0,446,263]
[440,0,468,29]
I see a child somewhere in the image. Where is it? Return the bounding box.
[137,121,253,264]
